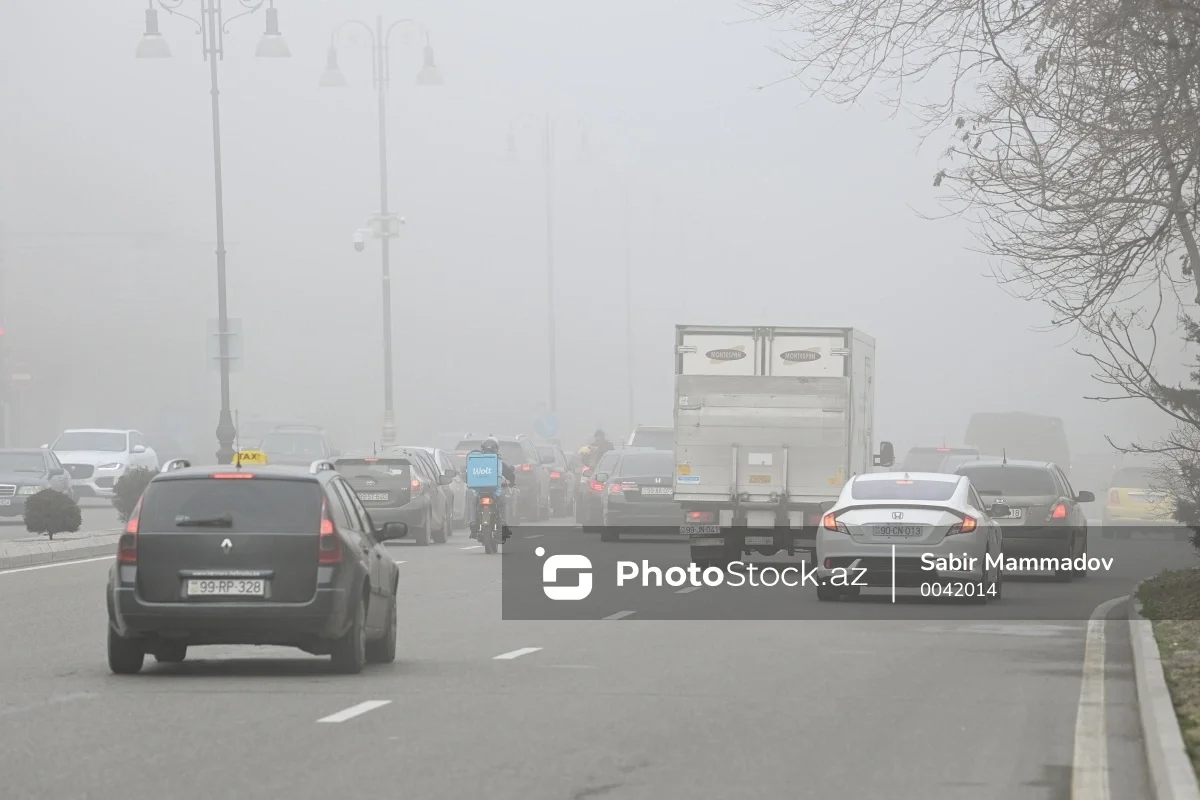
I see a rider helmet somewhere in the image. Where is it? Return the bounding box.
[481,437,500,454]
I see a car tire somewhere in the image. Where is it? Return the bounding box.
[1076,536,1089,579]
[993,563,1004,601]
[433,511,449,544]
[154,643,187,663]
[415,515,431,547]
[331,594,367,675]
[816,584,842,602]
[1054,542,1074,582]
[968,569,991,605]
[365,597,397,664]
[600,526,620,542]
[538,495,551,522]
[108,627,145,675]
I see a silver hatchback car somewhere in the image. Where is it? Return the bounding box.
[815,472,1006,603]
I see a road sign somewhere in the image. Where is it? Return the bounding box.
[207,318,243,373]
[533,411,560,440]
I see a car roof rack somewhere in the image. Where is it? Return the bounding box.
[160,458,191,473]
[310,459,337,474]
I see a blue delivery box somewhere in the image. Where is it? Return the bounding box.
[466,452,502,490]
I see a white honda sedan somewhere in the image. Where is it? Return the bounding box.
[815,472,1007,603]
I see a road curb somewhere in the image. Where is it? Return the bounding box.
[0,535,119,572]
[1129,582,1200,800]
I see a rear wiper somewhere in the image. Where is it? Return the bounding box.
[175,514,234,527]
[977,489,1003,496]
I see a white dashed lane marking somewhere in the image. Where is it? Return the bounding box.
[317,700,392,723]
[493,647,543,660]
[603,610,636,620]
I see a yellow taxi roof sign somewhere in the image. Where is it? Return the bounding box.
[234,450,268,465]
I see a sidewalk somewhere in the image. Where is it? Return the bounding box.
[0,528,120,571]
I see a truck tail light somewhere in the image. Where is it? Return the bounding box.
[687,510,714,523]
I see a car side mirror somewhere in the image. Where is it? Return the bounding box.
[438,473,452,486]
[48,467,65,477]
[1076,490,1095,503]
[873,441,895,468]
[444,468,458,479]
[377,521,408,541]
[132,445,147,454]
[989,502,1011,518]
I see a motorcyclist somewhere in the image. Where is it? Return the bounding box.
[590,430,614,461]
[468,437,517,542]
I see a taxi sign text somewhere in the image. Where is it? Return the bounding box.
[234,450,268,465]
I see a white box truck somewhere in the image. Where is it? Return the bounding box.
[673,325,895,568]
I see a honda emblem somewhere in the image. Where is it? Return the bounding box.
[655,477,663,484]
[891,511,903,520]
[221,538,232,554]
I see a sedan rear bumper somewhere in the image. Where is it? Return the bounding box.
[816,532,990,587]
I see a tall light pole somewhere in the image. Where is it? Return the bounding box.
[136,0,290,465]
[623,185,634,434]
[320,17,442,447]
[508,116,587,415]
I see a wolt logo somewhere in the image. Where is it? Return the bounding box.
[535,546,593,601]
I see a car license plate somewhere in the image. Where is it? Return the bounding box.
[357,492,389,502]
[71,479,86,486]
[872,524,925,538]
[641,487,672,495]
[1007,508,1023,519]
[681,525,720,536]
[748,474,771,484]
[0,499,10,506]
[186,579,266,597]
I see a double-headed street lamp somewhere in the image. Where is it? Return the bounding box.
[507,116,587,415]
[320,16,442,447]
[136,0,290,465]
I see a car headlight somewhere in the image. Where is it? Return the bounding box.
[98,463,123,470]
[18,485,42,495]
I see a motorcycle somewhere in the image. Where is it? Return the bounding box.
[475,483,514,555]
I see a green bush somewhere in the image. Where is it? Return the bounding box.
[113,467,158,523]
[24,489,82,540]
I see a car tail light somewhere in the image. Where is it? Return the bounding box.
[520,464,532,472]
[947,514,978,535]
[319,499,342,564]
[609,483,625,494]
[1109,489,1119,504]
[118,497,142,564]
[550,471,561,479]
[589,480,604,492]
[1050,503,1068,520]
[936,448,950,452]
[822,512,849,533]
[211,473,254,479]
[687,510,715,523]
[410,478,422,494]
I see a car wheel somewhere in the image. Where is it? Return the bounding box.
[538,494,551,521]
[331,594,367,674]
[1054,541,1074,582]
[154,643,187,663]
[415,515,431,547]
[1076,535,1089,579]
[993,562,1004,601]
[433,511,449,544]
[600,526,620,542]
[816,584,843,602]
[365,597,397,664]
[107,627,145,675]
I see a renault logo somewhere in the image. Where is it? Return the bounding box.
[221,538,232,554]
[891,511,903,520]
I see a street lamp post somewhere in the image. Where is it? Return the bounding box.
[623,185,634,434]
[136,0,290,465]
[321,16,442,447]
[507,116,587,415]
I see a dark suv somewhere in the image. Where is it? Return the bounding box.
[455,435,550,521]
[106,459,406,674]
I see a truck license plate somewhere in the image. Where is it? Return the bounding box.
[748,474,771,484]
[681,525,719,536]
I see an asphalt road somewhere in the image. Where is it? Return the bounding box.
[0,522,1188,799]
[0,498,120,542]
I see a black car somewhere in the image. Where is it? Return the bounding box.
[334,449,453,546]
[0,448,74,515]
[536,443,576,517]
[954,458,1093,581]
[106,459,407,675]
[575,449,624,528]
[455,435,550,522]
[599,449,683,541]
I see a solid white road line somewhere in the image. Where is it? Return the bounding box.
[525,534,544,539]
[493,647,543,660]
[460,545,483,551]
[1072,595,1127,800]
[675,587,699,595]
[603,610,636,620]
[317,700,392,723]
[0,555,114,575]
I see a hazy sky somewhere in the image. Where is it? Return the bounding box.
[0,0,1180,455]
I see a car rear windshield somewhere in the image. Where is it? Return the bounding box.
[335,458,409,476]
[630,429,674,450]
[850,478,958,501]
[0,453,45,473]
[260,432,325,457]
[139,477,323,533]
[616,452,675,476]
[900,448,977,472]
[456,441,526,464]
[53,432,126,452]
[1110,467,1153,489]
[594,452,621,474]
[957,465,1057,496]
[536,445,561,464]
